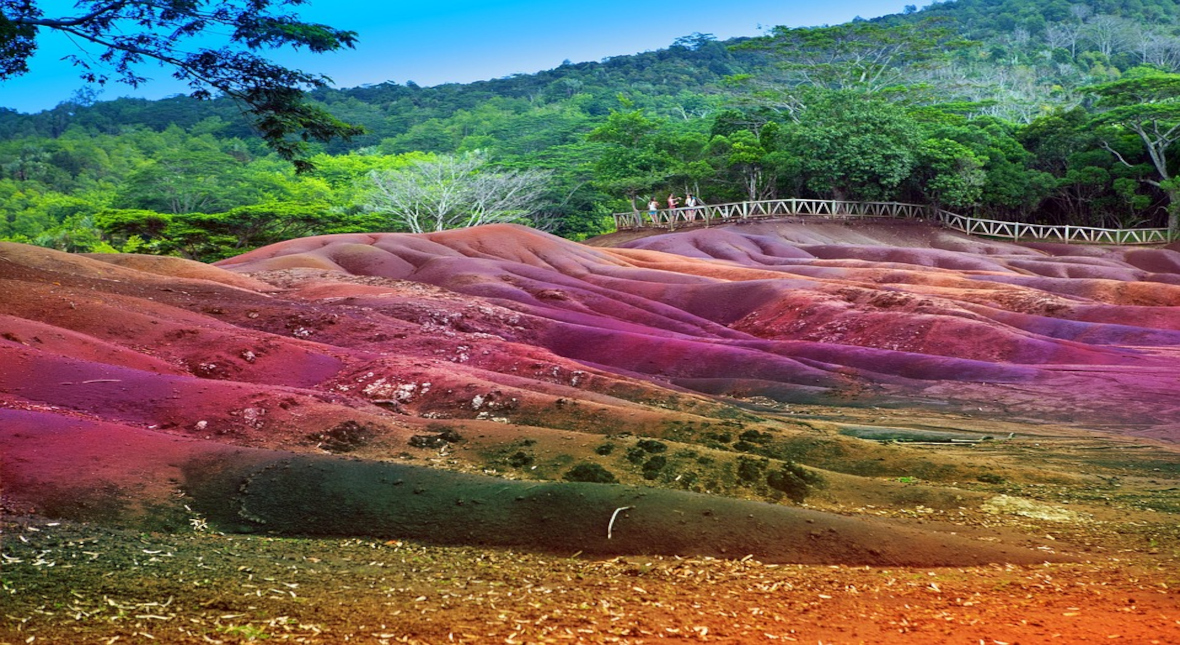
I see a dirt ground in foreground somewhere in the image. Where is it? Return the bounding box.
[2,514,1177,645]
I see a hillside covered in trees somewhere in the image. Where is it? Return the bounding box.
[6,0,1180,260]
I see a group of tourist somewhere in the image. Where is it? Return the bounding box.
[647,192,705,220]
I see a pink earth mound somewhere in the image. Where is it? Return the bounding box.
[217,222,1180,438]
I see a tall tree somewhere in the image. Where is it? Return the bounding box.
[1,0,362,169]
[1087,70,1180,234]
[361,152,551,233]
[911,137,985,210]
[1082,15,1132,58]
[780,91,921,202]
[587,107,673,210]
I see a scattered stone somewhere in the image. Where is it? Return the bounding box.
[309,421,378,453]
[981,495,1083,522]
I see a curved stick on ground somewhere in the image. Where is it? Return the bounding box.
[608,506,634,540]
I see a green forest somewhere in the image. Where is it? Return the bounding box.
[6,0,1180,261]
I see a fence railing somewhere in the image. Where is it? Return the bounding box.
[613,198,1173,245]
[929,209,1172,245]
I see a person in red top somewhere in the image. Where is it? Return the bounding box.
[667,194,680,210]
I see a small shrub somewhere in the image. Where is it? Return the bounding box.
[977,472,1004,484]
[737,457,767,483]
[625,446,648,464]
[738,430,772,444]
[595,443,615,456]
[409,425,464,449]
[507,451,534,468]
[409,435,446,449]
[767,462,823,503]
[642,455,668,480]
[563,463,618,484]
[635,439,667,453]
[426,423,462,439]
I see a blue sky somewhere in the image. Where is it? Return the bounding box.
[1,1,912,114]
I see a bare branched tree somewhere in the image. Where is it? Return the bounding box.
[1045,22,1083,58]
[1082,15,1132,58]
[1146,36,1180,73]
[362,152,552,233]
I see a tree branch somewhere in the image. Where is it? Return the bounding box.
[10,1,129,29]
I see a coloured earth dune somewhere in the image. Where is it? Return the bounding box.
[4,220,1180,642]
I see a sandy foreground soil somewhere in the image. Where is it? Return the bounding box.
[2,513,1177,644]
[3,221,1180,643]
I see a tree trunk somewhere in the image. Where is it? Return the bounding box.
[1161,179,1180,239]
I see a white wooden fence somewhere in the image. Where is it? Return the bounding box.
[613,198,1172,245]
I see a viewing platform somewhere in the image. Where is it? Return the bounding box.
[614,198,1173,245]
